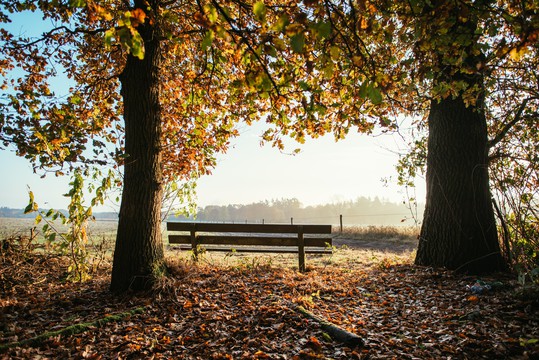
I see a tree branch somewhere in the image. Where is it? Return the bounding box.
[488,97,536,149]
[211,0,282,96]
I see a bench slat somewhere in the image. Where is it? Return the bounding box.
[166,222,332,234]
[168,234,332,248]
[172,244,333,254]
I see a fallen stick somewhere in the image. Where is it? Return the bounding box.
[295,305,364,348]
[0,307,146,352]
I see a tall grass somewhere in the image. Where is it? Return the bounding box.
[335,225,419,242]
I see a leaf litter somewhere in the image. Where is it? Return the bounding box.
[1,247,538,359]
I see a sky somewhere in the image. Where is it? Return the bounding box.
[0,9,426,212]
[0,122,425,211]
[196,123,425,207]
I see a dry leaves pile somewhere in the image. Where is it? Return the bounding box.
[1,244,538,359]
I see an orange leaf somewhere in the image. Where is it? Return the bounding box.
[254,350,271,359]
[131,8,146,25]
[307,336,323,351]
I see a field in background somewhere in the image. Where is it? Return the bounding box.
[1,217,418,240]
[1,217,418,270]
[0,217,118,240]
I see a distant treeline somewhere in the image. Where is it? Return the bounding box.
[2,197,423,225]
[177,197,424,226]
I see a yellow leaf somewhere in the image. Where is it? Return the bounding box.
[330,46,340,60]
[509,46,529,61]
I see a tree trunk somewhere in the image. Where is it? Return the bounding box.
[110,4,165,292]
[415,95,506,273]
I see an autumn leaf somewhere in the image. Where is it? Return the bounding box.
[367,85,383,105]
[291,33,305,53]
[253,1,266,22]
[509,46,529,61]
[306,336,323,352]
[131,8,147,27]
[201,30,214,50]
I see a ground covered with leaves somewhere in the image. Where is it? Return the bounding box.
[1,241,538,359]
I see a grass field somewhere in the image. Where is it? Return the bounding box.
[1,217,418,241]
[0,217,118,239]
[1,217,418,272]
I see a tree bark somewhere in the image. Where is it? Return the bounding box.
[416,95,506,273]
[110,2,165,292]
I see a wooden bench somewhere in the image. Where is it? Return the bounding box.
[166,222,333,272]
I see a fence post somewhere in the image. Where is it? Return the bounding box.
[291,217,293,225]
[340,214,343,233]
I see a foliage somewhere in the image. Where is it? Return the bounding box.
[161,176,198,221]
[24,168,116,282]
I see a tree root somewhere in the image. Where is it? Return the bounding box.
[0,307,146,352]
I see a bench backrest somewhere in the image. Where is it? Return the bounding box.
[167,222,332,234]
[167,222,332,247]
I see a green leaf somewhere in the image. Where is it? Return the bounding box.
[206,5,218,23]
[322,63,334,79]
[24,191,36,214]
[23,204,33,215]
[69,0,86,7]
[290,33,305,53]
[358,81,368,98]
[201,30,214,50]
[104,29,115,49]
[330,46,340,60]
[367,85,383,105]
[272,14,290,32]
[312,22,331,38]
[130,31,145,60]
[298,81,310,91]
[253,1,266,22]
[69,94,82,105]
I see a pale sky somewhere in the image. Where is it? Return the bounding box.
[196,123,424,207]
[0,122,426,211]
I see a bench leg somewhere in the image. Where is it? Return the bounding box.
[190,229,198,262]
[298,227,305,273]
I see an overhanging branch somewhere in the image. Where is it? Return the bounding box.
[211,0,282,96]
[488,97,536,149]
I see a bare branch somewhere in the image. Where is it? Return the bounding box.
[488,97,537,149]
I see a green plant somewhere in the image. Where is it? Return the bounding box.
[25,168,116,282]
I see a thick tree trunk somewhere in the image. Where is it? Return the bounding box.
[110,6,165,292]
[415,95,506,273]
